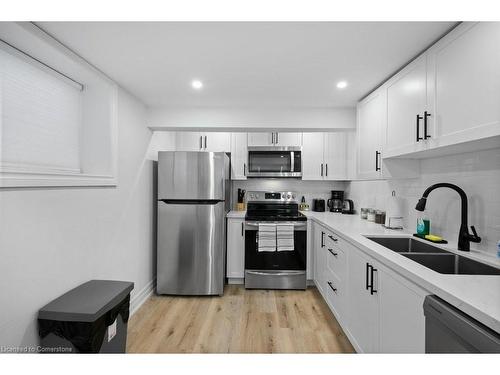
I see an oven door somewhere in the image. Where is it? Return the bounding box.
[247,146,302,178]
[244,221,306,271]
[244,221,307,289]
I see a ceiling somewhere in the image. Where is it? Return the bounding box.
[37,22,455,108]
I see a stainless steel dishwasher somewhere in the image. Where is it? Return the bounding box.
[423,295,500,353]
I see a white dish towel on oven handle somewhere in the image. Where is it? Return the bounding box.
[258,223,277,252]
[277,224,294,251]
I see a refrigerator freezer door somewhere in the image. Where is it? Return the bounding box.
[157,200,225,295]
[158,151,226,200]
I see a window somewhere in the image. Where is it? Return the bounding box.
[0,42,83,174]
[0,22,117,188]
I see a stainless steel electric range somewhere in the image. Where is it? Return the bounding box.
[244,191,307,290]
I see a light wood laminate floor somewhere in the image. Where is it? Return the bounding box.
[126,285,355,353]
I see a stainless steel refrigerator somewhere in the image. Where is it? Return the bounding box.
[156,151,230,295]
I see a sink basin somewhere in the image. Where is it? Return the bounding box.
[402,253,500,275]
[365,235,500,275]
[366,236,449,254]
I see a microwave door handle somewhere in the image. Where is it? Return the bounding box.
[291,151,294,172]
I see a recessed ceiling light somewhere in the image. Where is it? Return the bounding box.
[191,80,203,90]
[336,81,348,89]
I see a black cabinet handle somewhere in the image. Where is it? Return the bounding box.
[321,231,325,248]
[328,234,338,242]
[276,132,279,144]
[366,263,370,290]
[204,135,207,149]
[370,266,378,295]
[241,222,244,236]
[416,114,423,142]
[320,163,324,177]
[328,248,338,257]
[424,111,431,139]
[327,281,337,293]
[375,151,381,171]
[243,163,246,176]
[200,136,203,149]
[325,163,328,177]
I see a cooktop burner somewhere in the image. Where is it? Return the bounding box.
[244,191,306,222]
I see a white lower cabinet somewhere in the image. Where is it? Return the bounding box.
[346,247,380,353]
[311,221,427,353]
[313,224,327,295]
[226,218,245,279]
[377,266,426,353]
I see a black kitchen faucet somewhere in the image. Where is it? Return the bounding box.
[415,183,481,251]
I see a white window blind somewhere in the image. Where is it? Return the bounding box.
[0,42,82,174]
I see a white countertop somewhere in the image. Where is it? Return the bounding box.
[301,211,500,333]
[227,210,246,218]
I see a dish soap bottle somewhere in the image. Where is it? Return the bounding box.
[416,212,430,236]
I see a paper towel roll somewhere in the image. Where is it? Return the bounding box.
[385,191,404,227]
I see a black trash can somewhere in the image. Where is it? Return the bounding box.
[38,280,134,353]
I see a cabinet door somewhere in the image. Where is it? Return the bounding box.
[230,133,248,180]
[324,132,347,180]
[204,132,231,152]
[356,90,385,179]
[347,249,379,353]
[247,132,273,146]
[378,268,426,353]
[226,218,245,278]
[313,224,326,295]
[427,22,500,149]
[175,132,202,151]
[301,133,325,180]
[385,55,428,157]
[275,132,302,146]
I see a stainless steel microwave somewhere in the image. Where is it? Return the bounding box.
[247,146,302,178]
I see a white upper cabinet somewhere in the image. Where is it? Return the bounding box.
[202,132,231,152]
[357,90,385,179]
[175,132,230,152]
[175,132,203,151]
[230,133,248,180]
[385,55,428,157]
[426,22,500,150]
[302,133,325,180]
[247,132,274,146]
[247,132,302,147]
[324,132,347,180]
[274,132,302,146]
[302,132,348,180]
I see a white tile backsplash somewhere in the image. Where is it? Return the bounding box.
[232,179,348,209]
[346,148,500,257]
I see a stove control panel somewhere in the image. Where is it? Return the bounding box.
[246,191,297,203]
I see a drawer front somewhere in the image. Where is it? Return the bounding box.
[324,230,346,280]
[324,271,345,319]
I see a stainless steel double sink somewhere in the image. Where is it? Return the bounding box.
[365,236,500,276]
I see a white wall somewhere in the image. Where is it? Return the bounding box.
[0,89,155,348]
[148,106,355,131]
[346,148,500,257]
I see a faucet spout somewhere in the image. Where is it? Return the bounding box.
[415,183,481,251]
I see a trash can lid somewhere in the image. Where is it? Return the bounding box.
[38,280,134,322]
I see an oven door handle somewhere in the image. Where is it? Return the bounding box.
[245,270,305,277]
[245,221,307,230]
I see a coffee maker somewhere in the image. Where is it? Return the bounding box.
[327,190,344,212]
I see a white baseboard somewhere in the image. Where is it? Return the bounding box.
[130,278,155,316]
[227,278,244,285]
